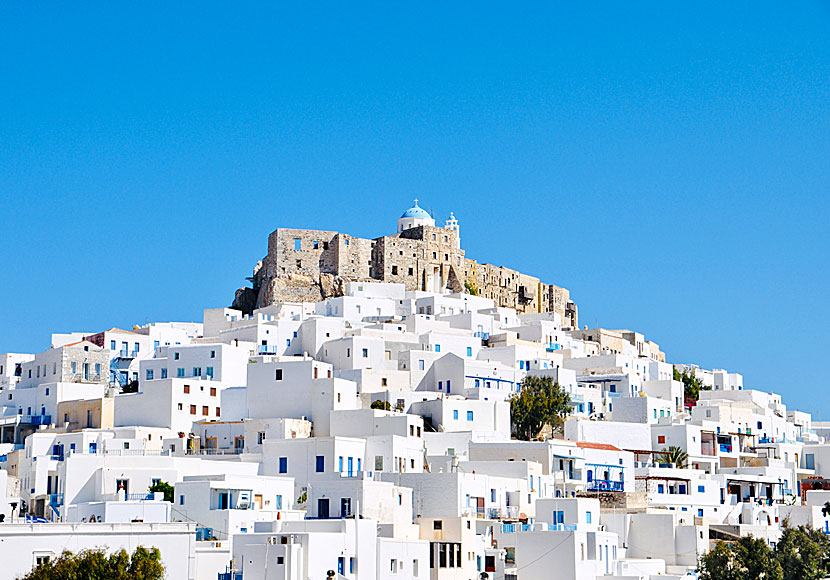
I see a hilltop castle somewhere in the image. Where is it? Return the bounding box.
[233,199,578,326]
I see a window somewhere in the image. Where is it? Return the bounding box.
[434,344,441,353]
[408,267,414,276]
[258,431,266,444]
[71,362,77,374]
[418,360,425,371]
[453,410,459,420]
[161,368,168,379]
[279,457,288,473]
[193,367,202,377]
[110,340,116,350]
[177,403,183,410]
[294,238,301,250]
[184,384,190,394]
[206,367,214,378]
[316,456,325,472]
[190,405,196,415]
[392,265,398,275]
[275,369,283,380]
[174,352,180,360]
[313,240,319,249]
[433,520,443,530]
[657,484,665,494]
[698,485,705,493]
[466,347,472,357]
[202,406,209,416]
[275,495,282,509]
[467,411,473,421]
[657,435,666,444]
[586,511,592,524]
[209,350,216,359]
[362,348,368,358]
[177,368,185,377]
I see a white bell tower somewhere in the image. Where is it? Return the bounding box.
[445,212,460,249]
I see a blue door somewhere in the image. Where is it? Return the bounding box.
[347,457,353,477]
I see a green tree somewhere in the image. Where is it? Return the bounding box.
[657,445,689,468]
[370,400,391,411]
[774,525,830,580]
[821,502,830,518]
[699,536,782,580]
[148,480,175,503]
[509,376,571,441]
[674,366,710,407]
[19,547,165,580]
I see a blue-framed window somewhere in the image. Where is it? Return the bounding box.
[316,456,325,472]
[453,410,459,420]
[279,457,288,473]
[467,411,474,421]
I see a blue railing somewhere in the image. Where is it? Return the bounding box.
[588,480,624,492]
[125,493,154,501]
[196,527,215,541]
[29,415,52,426]
[218,571,242,580]
[257,345,280,355]
[606,392,621,398]
[49,493,64,507]
[719,443,733,453]
[474,332,490,340]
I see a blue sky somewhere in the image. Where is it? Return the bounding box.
[1,3,828,414]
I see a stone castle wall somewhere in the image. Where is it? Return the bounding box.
[239,224,577,327]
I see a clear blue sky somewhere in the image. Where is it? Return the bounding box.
[1,3,828,414]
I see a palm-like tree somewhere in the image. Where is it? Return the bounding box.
[658,446,689,468]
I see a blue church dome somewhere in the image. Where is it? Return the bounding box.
[401,199,431,219]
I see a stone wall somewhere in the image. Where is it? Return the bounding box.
[239,223,577,320]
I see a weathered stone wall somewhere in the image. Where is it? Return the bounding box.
[240,223,577,320]
[61,346,110,384]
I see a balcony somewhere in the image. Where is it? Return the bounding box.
[257,345,280,355]
[606,392,621,399]
[49,493,64,507]
[587,480,624,492]
[116,349,139,358]
[486,506,520,520]
[26,415,52,426]
[474,331,490,340]
[719,444,733,453]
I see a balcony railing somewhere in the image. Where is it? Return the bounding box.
[587,480,624,492]
[125,493,155,501]
[474,332,490,340]
[26,415,52,426]
[719,444,733,453]
[257,345,280,355]
[116,349,140,358]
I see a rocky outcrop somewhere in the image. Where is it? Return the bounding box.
[231,287,258,315]
[243,272,377,311]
